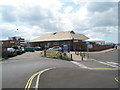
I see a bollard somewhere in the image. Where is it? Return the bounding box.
[44,49,46,57]
[81,52,83,61]
[71,54,72,61]
[81,56,83,61]
[83,52,85,58]
[75,51,76,55]
[80,51,82,56]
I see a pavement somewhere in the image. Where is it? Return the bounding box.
[67,48,118,61]
[1,48,119,89]
[89,48,119,63]
[67,52,95,61]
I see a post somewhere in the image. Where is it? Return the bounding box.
[86,41,90,60]
[74,48,76,54]
[71,54,72,61]
[44,49,46,57]
[44,41,46,57]
[81,56,83,61]
[81,52,83,61]
[87,47,89,59]
[60,52,62,59]
[4,47,8,59]
[83,52,85,58]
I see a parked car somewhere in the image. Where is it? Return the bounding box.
[25,47,35,52]
[21,47,25,53]
[48,46,62,51]
[2,47,8,58]
[7,48,17,57]
[34,46,42,51]
[12,46,22,55]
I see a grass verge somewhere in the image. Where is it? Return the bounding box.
[41,50,73,61]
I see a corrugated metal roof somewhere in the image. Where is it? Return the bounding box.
[29,31,89,42]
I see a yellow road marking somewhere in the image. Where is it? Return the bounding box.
[88,68,119,70]
[24,67,56,90]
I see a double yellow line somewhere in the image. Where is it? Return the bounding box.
[24,67,55,90]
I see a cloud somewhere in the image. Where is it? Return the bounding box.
[0,5,17,22]
[64,6,73,13]
[87,37,103,41]
[0,1,118,43]
[86,2,117,12]
[87,2,118,27]
[0,24,47,40]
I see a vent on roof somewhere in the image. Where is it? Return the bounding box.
[70,31,75,34]
[53,32,57,35]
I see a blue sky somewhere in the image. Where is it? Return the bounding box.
[0,0,118,43]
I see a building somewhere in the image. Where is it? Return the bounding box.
[29,31,89,51]
[91,40,105,45]
[1,37,25,48]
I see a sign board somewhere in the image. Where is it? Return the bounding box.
[10,41,14,43]
[86,41,90,44]
[63,45,68,52]
[87,44,93,48]
[62,45,70,53]
[73,40,79,42]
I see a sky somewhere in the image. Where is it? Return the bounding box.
[0,0,119,43]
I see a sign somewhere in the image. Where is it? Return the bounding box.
[63,45,68,52]
[87,44,93,48]
[73,40,79,42]
[62,45,70,53]
[10,41,14,43]
[86,41,90,44]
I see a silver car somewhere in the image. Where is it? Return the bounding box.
[7,48,17,57]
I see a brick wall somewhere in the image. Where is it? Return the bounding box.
[73,42,113,51]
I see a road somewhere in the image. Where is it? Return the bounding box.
[89,49,119,63]
[2,49,119,89]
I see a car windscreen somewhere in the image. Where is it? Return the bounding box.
[12,47,18,49]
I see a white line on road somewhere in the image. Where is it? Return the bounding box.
[35,67,56,90]
[35,73,41,90]
[106,62,119,65]
[97,61,118,68]
[71,61,89,69]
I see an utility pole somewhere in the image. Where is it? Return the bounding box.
[17,29,19,37]
[16,29,20,45]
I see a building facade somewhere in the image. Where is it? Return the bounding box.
[29,31,89,51]
[1,37,25,48]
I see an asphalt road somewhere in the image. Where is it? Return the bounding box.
[2,52,78,88]
[2,49,119,89]
[39,68,118,88]
[89,49,119,63]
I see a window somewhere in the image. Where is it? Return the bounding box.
[53,42,59,45]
